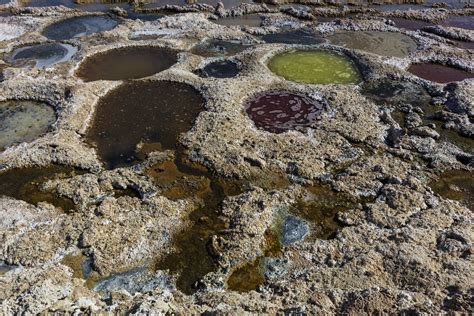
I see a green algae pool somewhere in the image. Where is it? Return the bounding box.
[267,49,362,85]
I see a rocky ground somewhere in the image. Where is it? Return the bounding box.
[0,1,472,314]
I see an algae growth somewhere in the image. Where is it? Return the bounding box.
[267,49,361,84]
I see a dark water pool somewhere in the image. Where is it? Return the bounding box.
[198,60,239,78]
[42,15,118,40]
[11,43,77,68]
[77,46,178,81]
[408,63,474,83]
[86,81,204,169]
[262,29,325,45]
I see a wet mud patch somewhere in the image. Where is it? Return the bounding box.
[0,165,78,211]
[42,15,118,40]
[327,31,417,58]
[77,46,178,81]
[268,49,361,84]
[262,29,325,45]
[10,43,77,68]
[197,60,239,78]
[213,14,262,27]
[0,100,56,150]
[244,91,327,133]
[429,170,473,210]
[86,81,204,169]
[408,63,474,83]
[190,39,252,57]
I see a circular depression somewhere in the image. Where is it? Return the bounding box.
[86,80,205,169]
[11,43,77,68]
[244,91,327,133]
[267,49,362,85]
[408,63,474,83]
[42,15,118,41]
[76,46,179,81]
[0,100,56,150]
[326,31,418,58]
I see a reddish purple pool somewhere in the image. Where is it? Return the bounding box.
[244,91,326,133]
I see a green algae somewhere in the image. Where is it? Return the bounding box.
[267,49,361,85]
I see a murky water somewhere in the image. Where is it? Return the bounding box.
[408,63,474,83]
[190,39,252,57]
[262,29,325,45]
[441,15,474,30]
[213,14,262,27]
[0,100,56,150]
[244,91,326,133]
[86,81,204,169]
[77,46,178,81]
[327,31,418,58]
[198,60,239,78]
[429,170,473,210]
[11,43,77,68]
[0,165,78,211]
[154,150,289,294]
[268,49,361,84]
[42,15,118,40]
[390,17,433,31]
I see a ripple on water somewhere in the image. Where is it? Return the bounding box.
[327,31,418,58]
[408,63,474,83]
[86,81,204,169]
[268,49,361,84]
[244,91,327,133]
[0,100,56,150]
[42,15,118,41]
[11,43,77,68]
[77,46,178,81]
